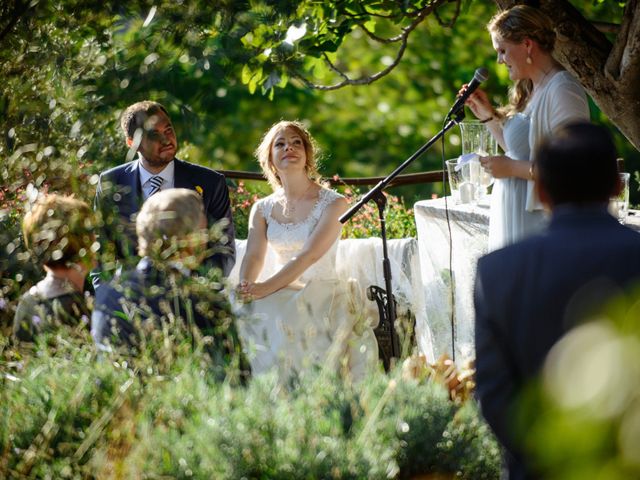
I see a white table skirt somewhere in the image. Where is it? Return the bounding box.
[413,197,489,361]
[413,195,640,362]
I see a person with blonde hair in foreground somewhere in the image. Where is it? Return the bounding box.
[13,194,95,342]
[92,188,249,382]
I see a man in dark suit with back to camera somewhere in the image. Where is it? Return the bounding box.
[474,122,640,480]
[92,188,250,384]
[93,100,235,287]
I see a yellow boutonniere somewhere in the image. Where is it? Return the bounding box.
[195,185,203,196]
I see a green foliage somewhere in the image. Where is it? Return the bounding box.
[0,217,39,328]
[438,401,502,479]
[129,373,394,479]
[515,291,640,480]
[227,179,417,240]
[1,337,138,478]
[369,376,457,477]
[1,0,635,201]
[2,0,634,209]
[228,180,270,240]
[338,186,418,240]
[1,332,501,479]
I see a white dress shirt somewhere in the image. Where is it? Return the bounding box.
[138,159,175,200]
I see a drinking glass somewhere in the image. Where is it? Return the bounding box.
[446,158,475,204]
[610,172,630,223]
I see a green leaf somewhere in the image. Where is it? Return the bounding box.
[241,64,253,84]
[363,19,377,33]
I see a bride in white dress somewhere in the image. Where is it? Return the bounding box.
[236,120,378,379]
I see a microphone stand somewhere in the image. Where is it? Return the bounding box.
[340,109,465,369]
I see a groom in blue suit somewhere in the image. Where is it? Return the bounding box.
[93,101,235,286]
[474,123,640,480]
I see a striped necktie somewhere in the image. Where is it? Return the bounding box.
[148,175,164,196]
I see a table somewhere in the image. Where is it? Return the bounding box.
[624,211,640,230]
[413,196,640,361]
[413,197,489,361]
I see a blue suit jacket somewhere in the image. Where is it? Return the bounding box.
[474,206,640,480]
[93,158,235,284]
[91,257,250,383]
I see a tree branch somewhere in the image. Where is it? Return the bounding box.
[616,0,640,87]
[358,25,404,44]
[296,1,445,90]
[592,21,620,34]
[359,24,406,44]
[434,0,461,28]
[493,0,517,9]
[342,9,395,20]
[321,52,349,81]
[294,33,408,90]
[341,0,438,20]
[359,1,445,43]
[604,0,635,80]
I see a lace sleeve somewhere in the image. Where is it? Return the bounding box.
[256,194,275,222]
[310,188,344,223]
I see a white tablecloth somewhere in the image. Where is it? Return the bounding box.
[413,196,640,361]
[413,197,490,361]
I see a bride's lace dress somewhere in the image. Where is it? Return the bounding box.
[237,187,379,379]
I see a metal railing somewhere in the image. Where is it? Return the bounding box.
[220,169,446,187]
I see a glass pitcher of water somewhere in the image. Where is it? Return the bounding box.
[459,120,498,201]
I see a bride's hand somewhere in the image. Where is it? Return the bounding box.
[237,279,250,293]
[242,281,271,301]
[237,280,256,302]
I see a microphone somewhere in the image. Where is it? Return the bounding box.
[447,68,489,119]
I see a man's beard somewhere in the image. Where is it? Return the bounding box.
[141,146,175,168]
[145,155,173,168]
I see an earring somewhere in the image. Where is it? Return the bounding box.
[526,55,532,65]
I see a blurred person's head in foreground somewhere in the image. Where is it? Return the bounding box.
[23,193,96,290]
[136,188,208,270]
[13,194,96,341]
[534,122,620,209]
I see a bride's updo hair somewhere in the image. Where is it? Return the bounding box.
[256,120,323,190]
[489,5,556,116]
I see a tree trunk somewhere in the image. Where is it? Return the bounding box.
[494,0,640,150]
